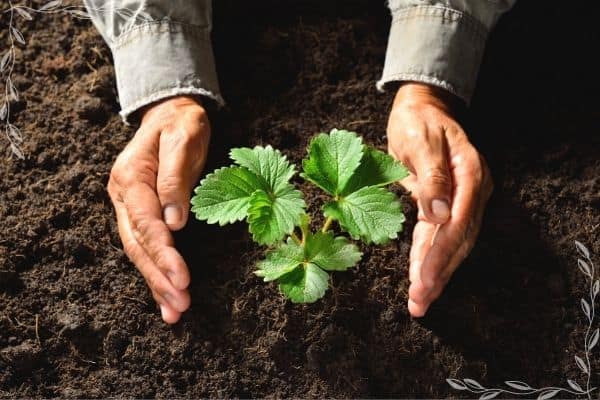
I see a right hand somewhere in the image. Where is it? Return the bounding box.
[387,83,493,317]
[107,96,210,324]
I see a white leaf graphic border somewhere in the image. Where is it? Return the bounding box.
[3,3,598,399]
[1,0,151,159]
[448,241,598,400]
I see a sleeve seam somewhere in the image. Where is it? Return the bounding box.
[119,86,225,125]
[390,5,488,41]
[112,20,210,50]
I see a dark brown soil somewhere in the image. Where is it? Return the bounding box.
[1,1,599,398]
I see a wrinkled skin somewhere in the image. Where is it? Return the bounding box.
[107,96,210,324]
[108,84,492,324]
[387,83,494,317]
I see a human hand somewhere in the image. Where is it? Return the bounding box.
[387,83,493,317]
[107,96,210,324]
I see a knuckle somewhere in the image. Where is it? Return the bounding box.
[125,164,155,187]
[130,214,152,244]
[122,239,138,260]
[180,126,203,147]
[463,155,484,186]
[169,107,210,147]
[157,174,184,197]
[108,163,123,187]
[404,125,427,140]
[460,221,477,249]
[111,149,134,178]
[107,175,119,200]
[424,167,451,187]
[187,106,209,126]
[111,149,157,188]
[118,168,138,187]
[130,216,169,252]
[153,251,169,271]
[147,273,164,294]
[183,103,207,118]
[387,107,407,129]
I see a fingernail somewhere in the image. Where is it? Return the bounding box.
[431,199,450,221]
[408,299,427,318]
[159,304,167,319]
[163,204,181,226]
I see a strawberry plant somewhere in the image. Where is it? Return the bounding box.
[191,129,409,303]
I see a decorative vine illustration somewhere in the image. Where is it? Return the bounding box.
[1,0,151,159]
[447,241,598,399]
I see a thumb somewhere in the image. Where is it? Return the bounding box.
[412,130,452,224]
[157,126,209,231]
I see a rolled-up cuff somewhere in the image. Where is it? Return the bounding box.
[111,21,224,124]
[377,5,488,104]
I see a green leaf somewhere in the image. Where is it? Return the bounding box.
[255,238,304,281]
[255,229,361,302]
[341,147,409,195]
[323,186,405,244]
[191,166,267,225]
[247,184,305,245]
[278,263,329,303]
[305,232,362,271]
[230,145,296,194]
[301,129,364,195]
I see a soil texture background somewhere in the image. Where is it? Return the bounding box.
[1,0,599,398]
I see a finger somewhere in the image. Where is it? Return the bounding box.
[411,184,492,321]
[157,113,210,231]
[409,221,436,283]
[435,166,493,283]
[407,298,428,318]
[123,182,191,292]
[420,150,481,288]
[113,200,189,319]
[408,281,445,317]
[160,304,183,324]
[408,223,450,315]
[410,127,452,224]
[399,173,419,203]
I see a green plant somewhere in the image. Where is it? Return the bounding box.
[191,128,409,303]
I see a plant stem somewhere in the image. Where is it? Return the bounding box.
[321,217,333,233]
[290,231,301,245]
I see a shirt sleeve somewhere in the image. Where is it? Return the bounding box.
[377,0,517,104]
[83,0,224,124]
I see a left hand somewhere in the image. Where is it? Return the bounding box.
[386,83,494,317]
